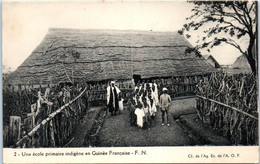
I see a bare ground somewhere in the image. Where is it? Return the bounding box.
[68,97,231,147]
[98,98,197,147]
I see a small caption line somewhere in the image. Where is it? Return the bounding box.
[188,153,240,159]
[13,150,147,157]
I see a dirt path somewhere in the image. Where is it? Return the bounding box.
[98,98,197,147]
[67,97,231,147]
[66,98,230,147]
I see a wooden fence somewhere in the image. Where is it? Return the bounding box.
[15,88,87,148]
[3,74,210,147]
[4,86,88,148]
[195,72,258,145]
[150,75,207,98]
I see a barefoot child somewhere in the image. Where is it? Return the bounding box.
[134,101,145,128]
[127,95,137,126]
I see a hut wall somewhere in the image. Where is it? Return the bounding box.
[86,79,133,107]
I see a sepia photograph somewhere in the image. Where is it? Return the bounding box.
[2,0,259,163]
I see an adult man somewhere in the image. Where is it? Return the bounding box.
[107,81,121,116]
[159,87,171,126]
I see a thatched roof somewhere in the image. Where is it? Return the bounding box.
[232,55,251,69]
[9,28,216,85]
[203,54,221,68]
[230,54,252,74]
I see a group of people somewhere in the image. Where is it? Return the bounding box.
[128,82,159,129]
[106,80,172,129]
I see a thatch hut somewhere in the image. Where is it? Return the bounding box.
[8,28,216,87]
[203,54,221,68]
[231,54,252,74]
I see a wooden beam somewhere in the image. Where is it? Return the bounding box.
[197,95,258,120]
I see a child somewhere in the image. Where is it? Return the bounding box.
[159,87,171,126]
[127,96,137,126]
[134,101,145,129]
[142,98,151,130]
[148,94,156,120]
[118,92,124,114]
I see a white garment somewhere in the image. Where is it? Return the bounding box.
[151,101,157,114]
[106,85,121,106]
[139,86,142,91]
[135,108,145,127]
[143,106,149,114]
[134,86,139,92]
[152,91,159,106]
[138,95,144,106]
[133,96,137,105]
[146,97,152,115]
[119,99,124,111]
[154,83,158,96]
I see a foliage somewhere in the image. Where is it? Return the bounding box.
[180,1,257,75]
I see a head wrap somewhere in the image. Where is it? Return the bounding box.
[162,87,168,91]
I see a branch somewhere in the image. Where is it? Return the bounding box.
[213,6,245,26]
[243,2,254,34]
[212,15,249,34]
[248,2,255,13]
[223,38,246,55]
[232,4,251,32]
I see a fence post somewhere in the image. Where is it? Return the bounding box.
[9,116,21,146]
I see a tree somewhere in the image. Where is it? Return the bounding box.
[179,1,257,75]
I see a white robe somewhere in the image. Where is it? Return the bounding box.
[138,94,144,106]
[119,99,124,111]
[146,97,152,115]
[152,91,159,106]
[151,100,157,114]
[154,83,158,97]
[135,108,145,127]
[106,86,121,106]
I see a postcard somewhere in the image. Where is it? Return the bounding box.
[2,0,259,163]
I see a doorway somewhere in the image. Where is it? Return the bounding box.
[133,74,141,84]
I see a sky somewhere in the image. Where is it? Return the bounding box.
[2,1,243,72]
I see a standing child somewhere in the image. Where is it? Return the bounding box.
[159,87,171,126]
[148,94,156,120]
[127,96,137,126]
[118,92,124,114]
[142,98,151,130]
[134,101,145,129]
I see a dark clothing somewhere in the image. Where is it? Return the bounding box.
[127,99,137,126]
[107,86,119,114]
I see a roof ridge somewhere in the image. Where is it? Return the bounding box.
[48,28,179,34]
